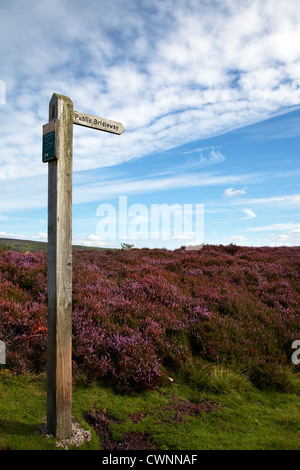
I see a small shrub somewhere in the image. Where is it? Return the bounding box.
[222,243,240,255]
[247,361,293,393]
[121,243,135,250]
[109,332,163,392]
[186,362,251,394]
[204,365,251,394]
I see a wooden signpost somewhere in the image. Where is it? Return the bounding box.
[73,110,125,134]
[43,93,125,439]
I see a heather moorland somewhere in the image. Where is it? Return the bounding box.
[0,243,299,450]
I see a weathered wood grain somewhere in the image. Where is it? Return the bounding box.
[45,94,125,440]
[73,110,125,134]
[47,93,73,440]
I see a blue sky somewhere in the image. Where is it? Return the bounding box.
[0,0,300,249]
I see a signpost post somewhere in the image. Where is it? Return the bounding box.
[43,93,125,439]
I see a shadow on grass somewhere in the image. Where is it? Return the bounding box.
[0,417,39,436]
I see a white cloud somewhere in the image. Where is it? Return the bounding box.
[270,233,292,246]
[1,0,300,180]
[0,231,14,238]
[228,235,247,242]
[1,0,300,248]
[0,167,258,214]
[230,194,300,208]
[203,150,226,166]
[242,208,256,219]
[265,227,300,246]
[36,233,47,240]
[72,235,107,247]
[172,233,192,240]
[224,188,247,197]
[182,149,226,169]
[73,172,252,206]
[247,222,300,232]
[0,231,26,239]
[87,235,102,241]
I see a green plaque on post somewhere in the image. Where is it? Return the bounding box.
[43,121,56,162]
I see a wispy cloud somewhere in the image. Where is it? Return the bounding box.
[0,169,254,213]
[73,235,107,247]
[246,222,300,232]
[228,235,247,242]
[1,0,300,180]
[1,0,300,248]
[242,208,256,219]
[268,228,300,246]
[184,146,222,155]
[224,188,247,197]
[73,172,251,205]
[229,194,300,208]
[186,149,226,167]
[0,231,26,239]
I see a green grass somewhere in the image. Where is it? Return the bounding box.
[0,238,47,253]
[1,368,299,450]
[0,237,110,253]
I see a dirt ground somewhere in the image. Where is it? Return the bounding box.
[84,395,219,450]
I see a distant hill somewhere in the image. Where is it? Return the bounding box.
[0,238,108,253]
